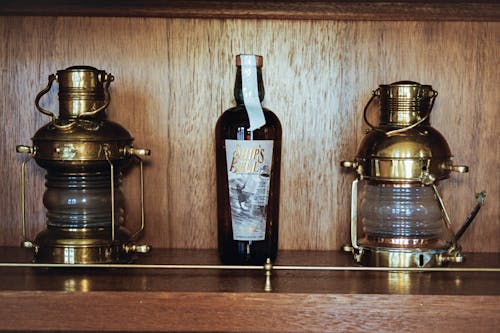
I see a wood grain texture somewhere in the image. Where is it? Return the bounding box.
[0,0,499,21]
[0,17,498,252]
[0,292,499,332]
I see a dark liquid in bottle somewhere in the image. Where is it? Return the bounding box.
[215,106,281,264]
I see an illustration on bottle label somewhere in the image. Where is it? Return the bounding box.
[225,139,273,241]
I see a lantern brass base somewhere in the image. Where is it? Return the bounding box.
[31,227,136,264]
[350,245,463,268]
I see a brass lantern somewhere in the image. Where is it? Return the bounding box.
[17,66,151,264]
[341,81,485,268]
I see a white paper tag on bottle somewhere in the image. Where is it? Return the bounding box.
[241,54,266,131]
[225,139,273,241]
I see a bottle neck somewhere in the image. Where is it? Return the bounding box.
[234,67,265,105]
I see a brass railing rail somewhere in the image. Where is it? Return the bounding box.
[1,261,498,292]
[0,262,498,271]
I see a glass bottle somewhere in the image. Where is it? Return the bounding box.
[215,55,282,264]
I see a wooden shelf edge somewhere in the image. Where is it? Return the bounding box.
[0,291,499,332]
[0,1,499,21]
[0,248,499,331]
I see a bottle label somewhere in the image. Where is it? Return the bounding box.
[225,139,273,241]
[241,54,266,131]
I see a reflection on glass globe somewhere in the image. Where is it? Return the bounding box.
[360,183,442,239]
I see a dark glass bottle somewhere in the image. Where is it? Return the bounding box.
[215,55,282,264]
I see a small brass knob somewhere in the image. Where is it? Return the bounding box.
[450,165,469,173]
[134,244,151,253]
[264,258,273,272]
[443,164,469,173]
[21,241,35,248]
[123,147,151,157]
[341,160,357,169]
[264,258,273,292]
[342,244,354,253]
[16,145,33,154]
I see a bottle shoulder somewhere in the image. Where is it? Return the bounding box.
[216,105,281,130]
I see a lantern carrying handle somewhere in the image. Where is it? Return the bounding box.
[76,73,114,119]
[350,179,360,252]
[104,146,151,243]
[123,147,151,241]
[131,157,146,240]
[103,145,117,242]
[35,73,114,130]
[35,74,76,130]
[362,89,379,132]
[362,88,438,136]
[15,145,37,249]
[342,179,363,263]
[35,74,57,121]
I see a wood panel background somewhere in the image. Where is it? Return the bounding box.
[0,17,498,252]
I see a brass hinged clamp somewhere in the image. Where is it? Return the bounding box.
[123,244,152,254]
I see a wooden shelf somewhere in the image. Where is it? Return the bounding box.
[0,247,499,332]
[0,0,499,21]
[0,2,499,331]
